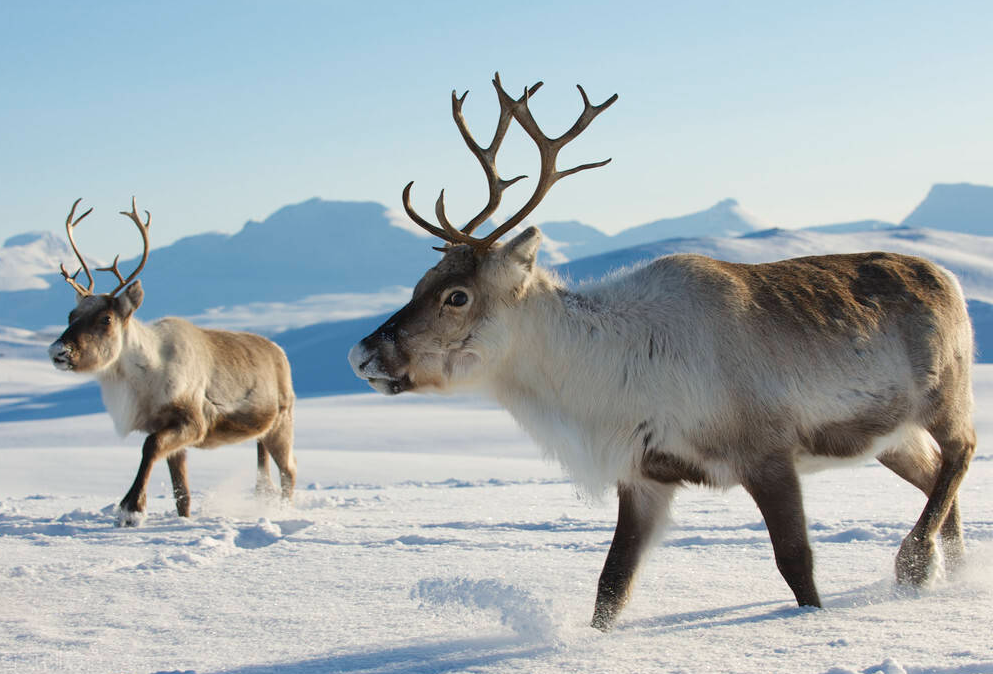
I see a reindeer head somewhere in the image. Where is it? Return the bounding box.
[49,198,151,373]
[349,74,616,395]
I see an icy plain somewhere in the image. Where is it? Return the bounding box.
[1,349,991,674]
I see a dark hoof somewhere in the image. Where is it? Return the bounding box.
[895,535,935,586]
[590,608,617,632]
[115,507,146,528]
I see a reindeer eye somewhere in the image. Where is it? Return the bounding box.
[445,291,469,307]
[101,315,112,325]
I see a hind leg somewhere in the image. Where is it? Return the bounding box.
[167,449,191,517]
[890,418,974,586]
[260,410,295,502]
[255,443,278,498]
[877,428,965,570]
[939,498,965,570]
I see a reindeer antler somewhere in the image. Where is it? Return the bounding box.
[98,197,151,297]
[57,197,151,297]
[59,198,96,296]
[403,72,617,251]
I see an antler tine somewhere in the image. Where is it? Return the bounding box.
[403,74,616,252]
[474,79,618,248]
[451,74,539,236]
[60,198,95,296]
[403,73,541,247]
[98,196,151,297]
[402,181,454,241]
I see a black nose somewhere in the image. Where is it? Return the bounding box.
[376,320,397,343]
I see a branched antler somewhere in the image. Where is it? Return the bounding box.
[57,197,151,297]
[59,198,96,296]
[403,72,617,251]
[98,197,151,296]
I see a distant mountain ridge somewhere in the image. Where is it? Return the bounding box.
[539,198,764,262]
[0,200,441,329]
[0,196,764,330]
[1,183,992,333]
[900,183,993,235]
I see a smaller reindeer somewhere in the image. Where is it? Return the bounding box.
[49,199,296,526]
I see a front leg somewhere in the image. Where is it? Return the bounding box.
[592,482,675,631]
[118,416,200,527]
[742,457,821,607]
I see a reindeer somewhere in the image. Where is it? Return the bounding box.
[49,198,296,527]
[349,74,976,630]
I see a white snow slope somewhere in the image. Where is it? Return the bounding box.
[1,353,991,674]
[0,232,85,292]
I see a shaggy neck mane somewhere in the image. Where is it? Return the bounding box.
[96,317,158,385]
[94,317,161,436]
[485,268,664,493]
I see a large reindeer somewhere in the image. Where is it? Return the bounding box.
[349,74,975,630]
[49,199,296,527]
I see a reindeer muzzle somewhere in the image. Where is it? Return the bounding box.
[48,340,74,371]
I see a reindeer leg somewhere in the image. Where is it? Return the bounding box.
[878,429,965,573]
[118,420,199,527]
[166,449,191,517]
[938,498,965,571]
[742,458,821,608]
[255,442,277,498]
[261,410,296,503]
[895,424,974,586]
[592,482,675,631]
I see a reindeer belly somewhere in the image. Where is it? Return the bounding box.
[197,399,279,448]
[795,422,917,474]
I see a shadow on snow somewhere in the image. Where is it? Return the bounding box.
[206,636,555,674]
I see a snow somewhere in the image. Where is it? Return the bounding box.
[0,231,88,292]
[1,355,992,673]
[179,287,415,336]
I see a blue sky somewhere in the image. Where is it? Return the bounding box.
[2,0,991,257]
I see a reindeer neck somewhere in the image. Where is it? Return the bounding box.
[96,316,159,385]
[489,279,648,418]
[486,280,652,492]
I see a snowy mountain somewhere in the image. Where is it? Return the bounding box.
[535,220,611,265]
[901,183,993,235]
[4,184,991,332]
[0,200,442,330]
[0,197,763,331]
[537,198,764,263]
[611,197,765,248]
[0,231,94,292]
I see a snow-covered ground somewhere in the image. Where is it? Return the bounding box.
[1,355,991,674]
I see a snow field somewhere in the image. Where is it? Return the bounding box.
[0,363,991,673]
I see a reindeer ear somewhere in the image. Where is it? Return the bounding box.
[117,280,144,319]
[502,226,542,270]
[492,227,542,296]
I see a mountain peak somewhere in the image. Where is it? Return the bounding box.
[0,231,77,292]
[901,183,993,235]
[4,231,63,249]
